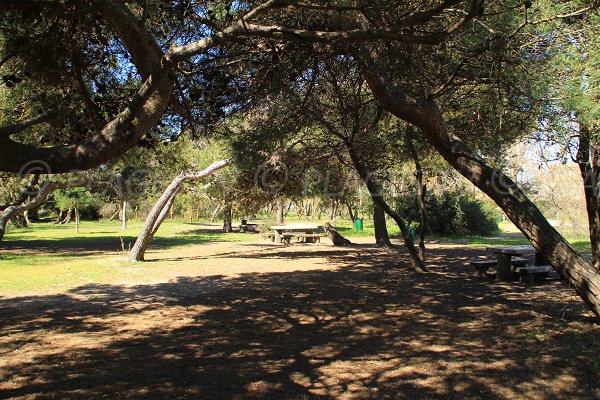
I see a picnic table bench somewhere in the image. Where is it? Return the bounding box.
[515,265,554,285]
[470,257,530,277]
[268,225,321,244]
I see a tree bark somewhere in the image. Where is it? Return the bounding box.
[61,208,73,224]
[577,124,600,268]
[373,201,392,247]
[0,1,173,173]
[324,222,351,246]
[54,209,64,224]
[75,208,79,235]
[364,66,600,316]
[223,200,233,233]
[345,201,355,222]
[129,159,230,261]
[276,199,285,224]
[122,198,128,230]
[345,144,425,272]
[406,126,427,264]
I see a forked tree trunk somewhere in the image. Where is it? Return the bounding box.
[129,159,230,261]
[365,68,600,316]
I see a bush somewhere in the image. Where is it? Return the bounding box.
[395,192,499,236]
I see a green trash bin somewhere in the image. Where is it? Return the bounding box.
[354,218,363,231]
[408,226,417,241]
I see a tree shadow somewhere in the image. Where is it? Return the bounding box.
[0,246,598,399]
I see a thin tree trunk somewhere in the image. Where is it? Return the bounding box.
[406,125,427,264]
[346,201,355,222]
[75,208,79,235]
[122,198,127,230]
[365,68,600,315]
[129,159,230,261]
[210,203,222,223]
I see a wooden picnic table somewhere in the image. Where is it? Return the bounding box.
[486,245,539,281]
[270,224,320,244]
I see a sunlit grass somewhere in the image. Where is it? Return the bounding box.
[0,220,257,293]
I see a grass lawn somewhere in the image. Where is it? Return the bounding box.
[0,217,592,293]
[0,220,256,293]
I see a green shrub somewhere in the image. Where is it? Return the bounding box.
[394,192,499,236]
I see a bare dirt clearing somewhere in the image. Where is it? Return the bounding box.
[0,230,598,399]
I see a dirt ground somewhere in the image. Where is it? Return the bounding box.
[1,228,599,399]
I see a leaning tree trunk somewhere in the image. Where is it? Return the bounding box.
[365,67,600,316]
[129,159,230,261]
[323,222,351,246]
[346,145,425,273]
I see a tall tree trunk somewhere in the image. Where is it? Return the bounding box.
[406,125,427,264]
[577,124,600,268]
[129,159,230,261]
[373,201,392,247]
[365,67,600,316]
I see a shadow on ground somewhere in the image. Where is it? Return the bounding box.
[0,246,598,399]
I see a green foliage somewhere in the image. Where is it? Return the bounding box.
[395,192,500,236]
[53,188,97,218]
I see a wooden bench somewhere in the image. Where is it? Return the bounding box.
[281,233,296,245]
[470,259,497,277]
[511,257,529,266]
[295,233,321,243]
[515,265,554,285]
